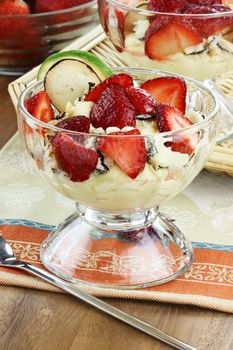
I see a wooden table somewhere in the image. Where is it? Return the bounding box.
[1,76,233,350]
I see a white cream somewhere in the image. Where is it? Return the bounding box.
[39,109,207,212]
[65,100,94,117]
[122,32,233,80]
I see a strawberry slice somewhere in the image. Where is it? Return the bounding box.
[100,5,110,36]
[145,16,170,41]
[183,4,233,38]
[156,104,198,155]
[35,0,89,12]
[145,21,201,61]
[97,129,147,179]
[125,86,157,115]
[102,6,125,52]
[141,77,186,114]
[148,0,186,13]
[25,91,54,122]
[56,116,90,133]
[52,133,98,182]
[186,0,221,5]
[85,73,133,103]
[90,83,136,130]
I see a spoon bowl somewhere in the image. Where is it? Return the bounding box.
[0,236,21,266]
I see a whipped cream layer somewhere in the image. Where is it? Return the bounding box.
[35,110,212,212]
[122,33,233,80]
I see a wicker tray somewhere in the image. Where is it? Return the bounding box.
[8,24,233,177]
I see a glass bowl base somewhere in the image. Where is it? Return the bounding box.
[40,211,194,289]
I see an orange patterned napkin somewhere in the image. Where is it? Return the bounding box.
[1,134,233,313]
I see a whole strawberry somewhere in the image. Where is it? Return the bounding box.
[149,0,186,13]
[35,0,88,13]
[0,0,30,15]
[90,83,136,130]
[52,133,99,182]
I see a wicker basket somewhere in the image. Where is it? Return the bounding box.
[8,25,233,177]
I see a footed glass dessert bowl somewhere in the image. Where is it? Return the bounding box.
[98,0,233,80]
[17,61,219,289]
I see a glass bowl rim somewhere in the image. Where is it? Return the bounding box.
[103,0,233,17]
[18,66,219,139]
[0,0,97,18]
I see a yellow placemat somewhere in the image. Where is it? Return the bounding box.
[1,134,233,313]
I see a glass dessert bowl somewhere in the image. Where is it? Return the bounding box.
[17,59,219,289]
[98,0,233,80]
[0,0,98,75]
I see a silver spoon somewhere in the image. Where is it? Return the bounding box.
[0,235,197,350]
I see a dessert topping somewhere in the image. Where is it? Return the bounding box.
[25,91,54,122]
[56,116,90,133]
[85,73,133,102]
[156,104,198,155]
[145,22,201,61]
[97,129,147,179]
[125,86,157,114]
[51,133,98,182]
[148,0,186,13]
[141,77,187,114]
[90,83,136,130]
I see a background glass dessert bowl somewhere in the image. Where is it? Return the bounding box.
[98,0,233,80]
[18,66,219,289]
[0,0,98,75]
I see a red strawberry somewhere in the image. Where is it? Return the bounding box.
[98,5,125,51]
[0,0,30,14]
[156,104,198,155]
[145,22,201,61]
[90,83,136,130]
[145,16,170,41]
[183,4,233,38]
[114,8,125,51]
[148,0,186,13]
[85,74,133,103]
[0,0,31,43]
[25,91,54,122]
[185,0,221,6]
[141,77,187,114]
[56,116,90,133]
[183,4,230,13]
[52,133,98,182]
[125,86,157,115]
[100,5,109,35]
[35,0,88,12]
[98,129,147,179]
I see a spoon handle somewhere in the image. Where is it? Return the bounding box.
[18,262,196,350]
